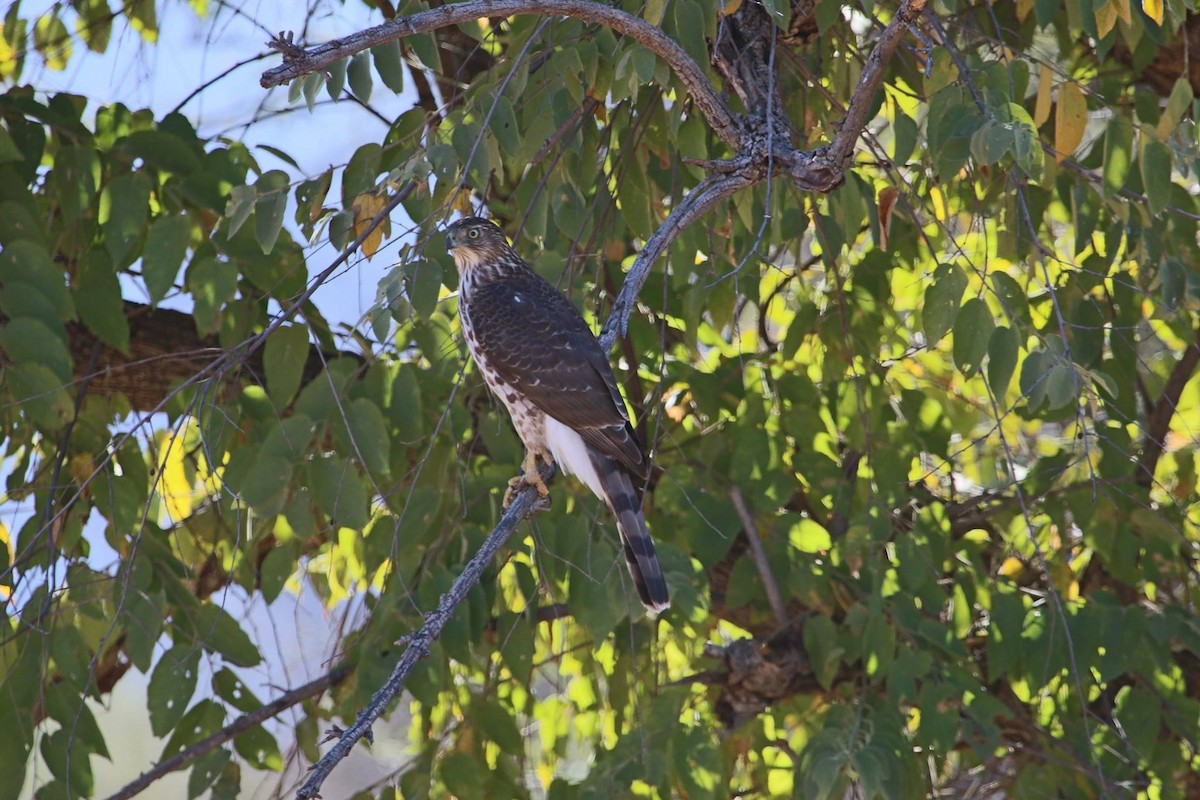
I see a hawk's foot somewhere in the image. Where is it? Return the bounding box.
[502,451,553,508]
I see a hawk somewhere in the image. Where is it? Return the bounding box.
[445,217,669,614]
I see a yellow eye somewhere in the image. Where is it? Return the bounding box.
[468,228,480,239]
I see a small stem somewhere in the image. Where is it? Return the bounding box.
[730,487,788,628]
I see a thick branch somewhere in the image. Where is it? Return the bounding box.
[104,666,350,800]
[260,0,741,149]
[296,466,552,800]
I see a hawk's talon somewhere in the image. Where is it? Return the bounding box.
[501,452,553,508]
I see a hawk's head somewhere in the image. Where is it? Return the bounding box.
[445,217,511,271]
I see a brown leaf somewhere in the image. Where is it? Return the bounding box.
[877,186,900,251]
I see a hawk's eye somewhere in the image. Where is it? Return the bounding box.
[468,228,480,239]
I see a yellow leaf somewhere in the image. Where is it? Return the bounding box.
[1055,82,1088,163]
[1095,1,1118,38]
[999,557,1028,579]
[1115,0,1132,25]
[930,185,947,222]
[352,191,388,259]
[1016,0,1033,21]
[718,0,743,16]
[1034,66,1053,127]
[450,190,474,217]
[156,431,194,522]
[1142,0,1163,24]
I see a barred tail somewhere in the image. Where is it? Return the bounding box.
[591,452,670,615]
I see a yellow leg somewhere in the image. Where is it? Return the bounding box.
[503,450,552,508]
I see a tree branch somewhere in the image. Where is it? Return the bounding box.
[786,0,928,191]
[1136,324,1200,488]
[730,487,788,629]
[104,666,350,800]
[259,0,742,149]
[295,465,553,800]
[599,172,754,347]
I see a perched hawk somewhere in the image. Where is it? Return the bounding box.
[445,217,669,614]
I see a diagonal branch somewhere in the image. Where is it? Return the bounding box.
[599,172,754,347]
[104,666,350,800]
[1136,324,1200,488]
[259,0,742,149]
[295,466,553,800]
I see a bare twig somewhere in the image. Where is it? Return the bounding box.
[104,666,350,800]
[730,487,788,628]
[295,466,553,800]
[260,0,742,148]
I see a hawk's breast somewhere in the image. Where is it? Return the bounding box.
[460,294,547,453]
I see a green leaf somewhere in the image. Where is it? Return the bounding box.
[1102,116,1133,198]
[259,542,295,603]
[5,363,74,430]
[310,455,370,530]
[489,95,519,158]
[194,603,263,667]
[0,126,22,162]
[224,184,255,237]
[0,242,73,326]
[952,298,994,377]
[327,57,348,100]
[1018,348,1054,411]
[75,249,130,352]
[142,215,192,303]
[0,317,72,382]
[188,749,231,800]
[404,259,442,318]
[213,668,263,714]
[863,611,896,678]
[409,33,441,73]
[673,0,708,68]
[333,398,391,479]
[186,256,238,335]
[632,48,656,84]
[372,42,404,93]
[43,683,109,759]
[160,700,226,760]
[148,645,201,737]
[34,13,72,70]
[40,729,93,796]
[1140,139,1172,215]
[803,615,842,690]
[348,52,372,102]
[970,121,1010,165]
[440,751,484,800]
[264,324,310,407]
[234,726,282,771]
[1045,360,1078,409]
[123,587,165,672]
[254,170,290,254]
[104,172,152,265]
[922,263,967,344]
[986,325,1019,396]
[789,517,831,553]
[473,699,523,752]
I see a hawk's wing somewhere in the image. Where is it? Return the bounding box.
[467,273,648,483]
